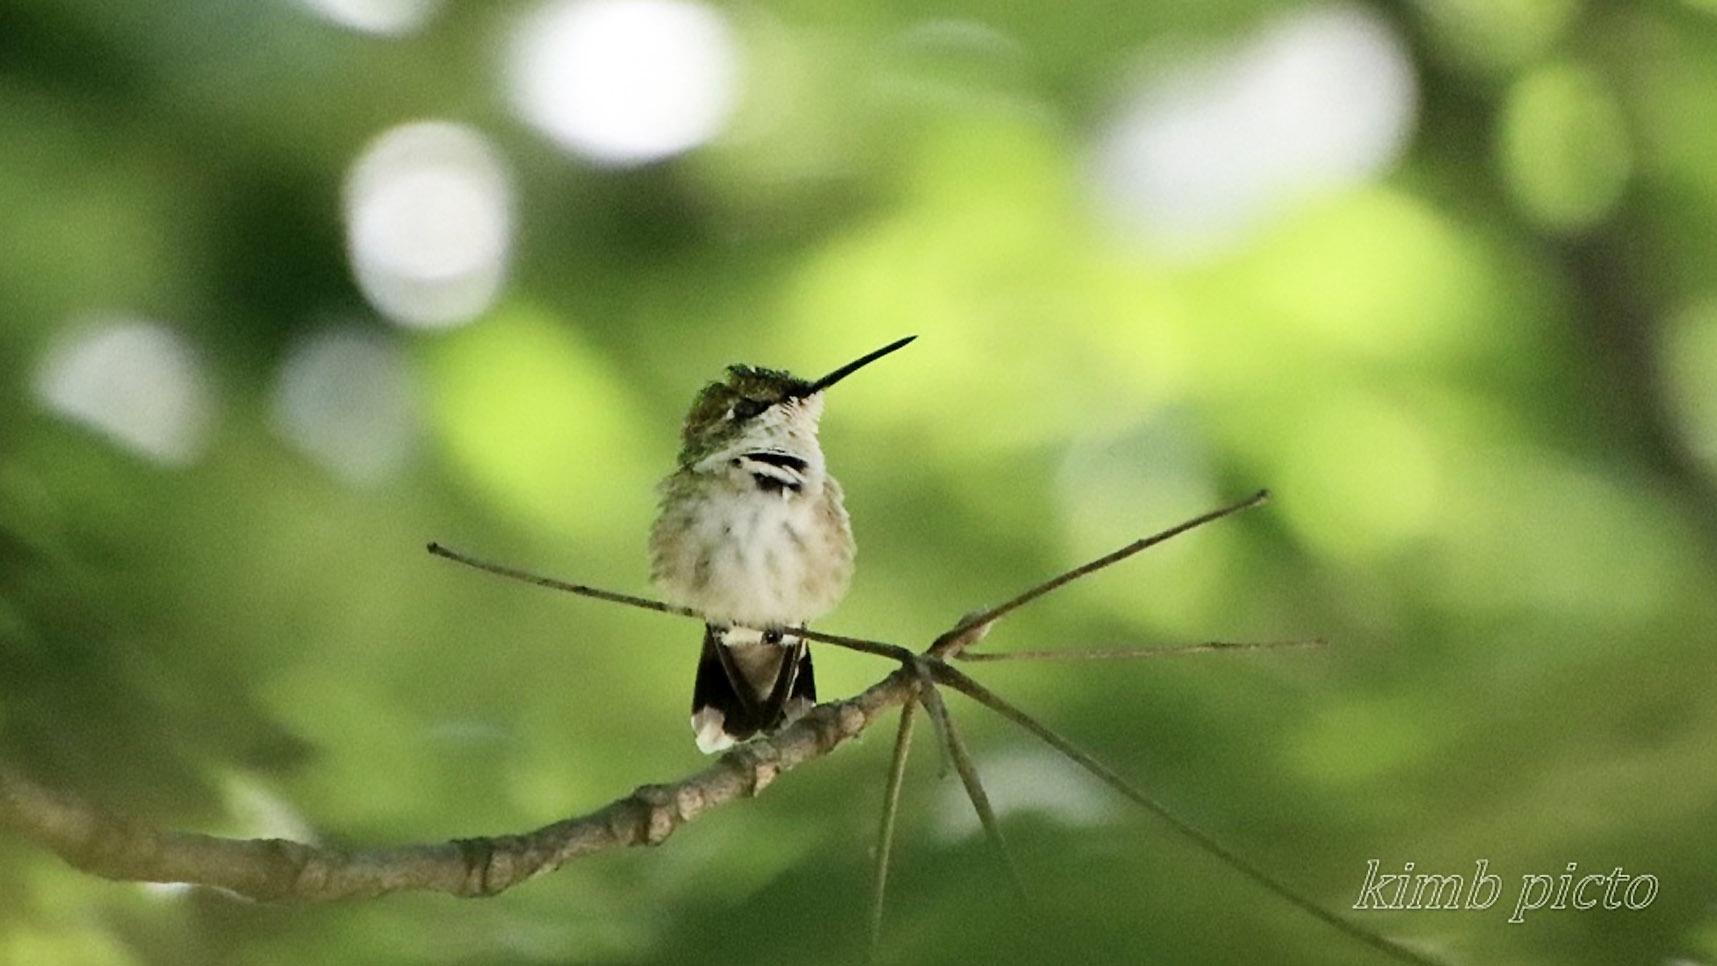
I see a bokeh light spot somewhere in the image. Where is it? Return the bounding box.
[33,316,211,466]
[878,19,1032,112]
[1499,61,1633,232]
[1274,393,1440,562]
[1413,0,1579,74]
[344,121,514,329]
[419,305,652,537]
[505,0,739,166]
[1660,296,1717,481]
[1091,5,1417,256]
[1243,188,1490,365]
[272,327,420,486]
[781,117,1144,457]
[1053,419,1242,632]
[223,774,317,844]
[296,0,441,36]
[934,749,1115,840]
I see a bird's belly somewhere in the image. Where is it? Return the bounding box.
[660,494,850,627]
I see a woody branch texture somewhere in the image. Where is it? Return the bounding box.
[0,670,913,902]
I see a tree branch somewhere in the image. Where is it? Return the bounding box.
[0,669,915,902]
[3,496,1444,965]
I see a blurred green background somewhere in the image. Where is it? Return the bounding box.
[4,0,1717,963]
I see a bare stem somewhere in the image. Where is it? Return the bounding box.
[428,542,695,617]
[916,680,1025,900]
[929,490,1270,658]
[928,662,1445,966]
[957,639,1325,662]
[869,698,919,962]
[798,629,918,663]
[426,543,914,663]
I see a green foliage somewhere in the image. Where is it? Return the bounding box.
[5,1,1717,964]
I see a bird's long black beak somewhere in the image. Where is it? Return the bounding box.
[803,335,916,395]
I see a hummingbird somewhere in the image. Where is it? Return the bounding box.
[649,336,915,753]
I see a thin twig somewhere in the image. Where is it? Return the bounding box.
[427,542,915,663]
[915,679,1025,900]
[428,542,694,617]
[797,628,917,663]
[929,490,1270,658]
[957,639,1325,662]
[912,665,953,781]
[869,698,919,962]
[928,662,1445,966]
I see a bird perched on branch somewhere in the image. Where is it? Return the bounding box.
[650,336,914,753]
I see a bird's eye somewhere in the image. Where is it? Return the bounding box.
[731,398,767,420]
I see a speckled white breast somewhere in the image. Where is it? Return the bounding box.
[650,475,854,629]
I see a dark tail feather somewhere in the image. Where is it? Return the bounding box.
[787,643,816,715]
[690,625,816,754]
[691,628,758,752]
